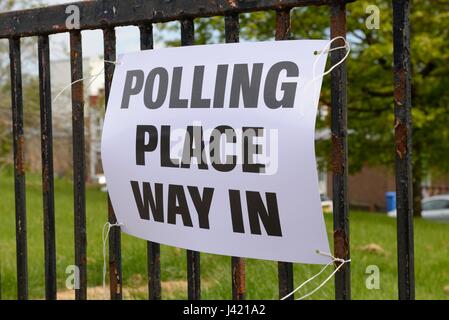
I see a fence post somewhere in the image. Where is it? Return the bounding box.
[224,13,247,301]
[393,0,415,300]
[103,27,123,300]
[330,0,350,300]
[275,8,295,300]
[180,18,201,300]
[139,23,162,300]
[70,30,87,300]
[38,34,57,300]
[9,37,28,300]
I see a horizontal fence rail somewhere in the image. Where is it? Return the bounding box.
[0,0,357,39]
[1,0,414,301]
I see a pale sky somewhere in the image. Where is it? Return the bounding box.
[44,0,178,61]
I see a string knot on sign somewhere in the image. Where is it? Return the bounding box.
[281,250,351,300]
[297,36,350,117]
[102,221,124,290]
[312,35,350,79]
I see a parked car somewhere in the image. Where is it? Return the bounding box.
[321,194,333,214]
[387,194,449,220]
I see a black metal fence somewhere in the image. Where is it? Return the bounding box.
[0,0,414,300]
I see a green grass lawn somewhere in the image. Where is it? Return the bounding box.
[0,169,448,300]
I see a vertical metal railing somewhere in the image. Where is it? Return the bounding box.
[392,0,415,300]
[274,8,295,300]
[103,27,123,300]
[38,34,57,300]
[330,1,350,300]
[138,22,163,300]
[180,18,202,300]
[224,13,247,301]
[70,30,88,300]
[9,37,28,300]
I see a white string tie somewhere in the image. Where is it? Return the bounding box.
[52,60,121,105]
[102,221,123,290]
[298,36,350,117]
[281,250,351,301]
[312,35,350,81]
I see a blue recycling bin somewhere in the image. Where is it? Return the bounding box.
[385,192,396,212]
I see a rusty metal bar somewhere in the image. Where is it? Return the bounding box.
[9,37,28,300]
[225,13,246,301]
[70,30,87,300]
[103,27,123,300]
[393,0,415,300]
[38,34,57,300]
[274,8,295,300]
[181,18,195,47]
[231,256,245,300]
[180,17,201,300]
[330,1,350,300]
[187,248,200,300]
[275,9,291,41]
[147,241,161,300]
[139,23,162,300]
[0,1,357,39]
[225,14,240,43]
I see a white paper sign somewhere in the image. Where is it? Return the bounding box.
[101,40,331,264]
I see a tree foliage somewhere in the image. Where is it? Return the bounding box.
[158,0,449,187]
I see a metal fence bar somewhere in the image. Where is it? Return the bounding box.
[103,27,123,300]
[231,256,245,300]
[180,17,201,300]
[9,37,28,300]
[275,8,292,40]
[70,30,87,300]
[392,0,415,300]
[330,1,350,300]
[147,238,162,299]
[38,34,57,300]
[139,23,162,300]
[274,8,295,300]
[225,13,246,301]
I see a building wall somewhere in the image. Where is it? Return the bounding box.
[327,165,396,212]
[348,166,396,211]
[326,165,449,212]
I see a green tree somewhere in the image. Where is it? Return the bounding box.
[158,0,449,215]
